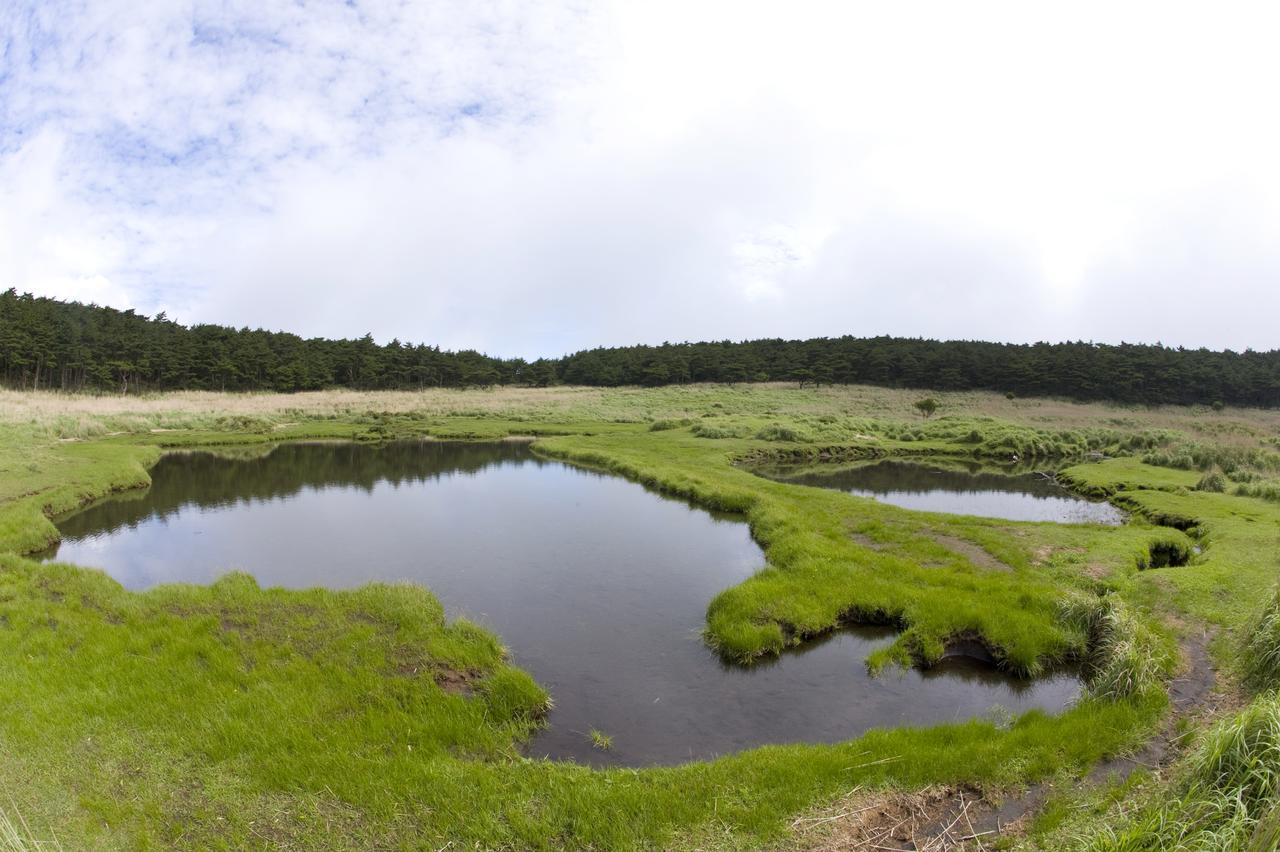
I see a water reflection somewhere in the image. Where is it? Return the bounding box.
[758,459,1125,524]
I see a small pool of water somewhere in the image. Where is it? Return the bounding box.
[41,442,1081,765]
[758,459,1125,525]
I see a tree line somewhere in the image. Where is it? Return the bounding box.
[2,289,1277,406]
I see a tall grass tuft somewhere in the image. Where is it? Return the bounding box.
[0,801,59,851]
[753,424,814,443]
[1085,694,1280,850]
[1195,469,1227,493]
[1233,481,1280,504]
[1242,588,1280,695]
[1060,594,1168,700]
[690,422,751,439]
[648,418,690,432]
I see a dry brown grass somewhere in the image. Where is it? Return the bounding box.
[1,383,1276,445]
[785,784,1011,851]
[0,386,603,422]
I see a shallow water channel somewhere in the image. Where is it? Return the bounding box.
[42,441,1081,766]
[758,458,1126,525]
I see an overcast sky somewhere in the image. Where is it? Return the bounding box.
[2,1,1278,357]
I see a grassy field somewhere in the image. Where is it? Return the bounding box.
[0,384,1278,848]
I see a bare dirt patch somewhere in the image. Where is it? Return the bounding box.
[788,785,1002,850]
[386,645,482,695]
[429,667,481,696]
[929,534,1012,573]
[850,533,888,551]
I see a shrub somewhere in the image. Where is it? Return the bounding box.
[913,397,939,418]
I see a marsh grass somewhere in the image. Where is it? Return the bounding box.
[1087,603,1171,700]
[1242,590,1280,695]
[2,385,1279,846]
[1195,469,1228,492]
[1040,458,1280,849]
[1055,593,1172,701]
[1233,480,1280,504]
[1081,695,1280,850]
[647,418,690,431]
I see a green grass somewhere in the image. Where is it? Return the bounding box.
[1057,457,1203,498]
[0,386,1278,846]
[1073,693,1280,850]
[0,551,1165,847]
[1033,461,1280,849]
[1243,590,1280,694]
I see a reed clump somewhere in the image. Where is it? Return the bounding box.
[1242,588,1280,695]
[1082,695,1280,850]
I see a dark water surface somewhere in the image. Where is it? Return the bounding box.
[760,459,1126,524]
[43,442,1081,765]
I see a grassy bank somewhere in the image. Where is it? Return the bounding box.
[0,385,1277,847]
[0,553,1162,847]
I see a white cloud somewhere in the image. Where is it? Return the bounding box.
[2,0,1278,355]
[0,129,136,308]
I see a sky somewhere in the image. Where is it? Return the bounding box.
[1,1,1278,358]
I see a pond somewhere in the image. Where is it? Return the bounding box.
[41,441,1081,766]
[757,458,1125,524]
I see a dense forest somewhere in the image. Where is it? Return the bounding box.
[2,289,1278,406]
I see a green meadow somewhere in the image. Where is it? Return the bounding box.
[1,384,1278,848]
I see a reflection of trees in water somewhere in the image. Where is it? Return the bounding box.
[713,624,901,674]
[769,460,1069,500]
[713,623,1071,694]
[55,441,539,538]
[921,657,1041,693]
